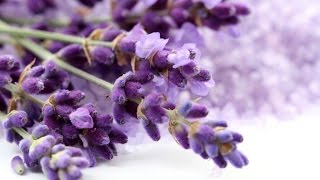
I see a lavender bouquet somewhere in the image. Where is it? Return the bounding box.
[0,0,250,179]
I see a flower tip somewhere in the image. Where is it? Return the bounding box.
[11,156,25,175]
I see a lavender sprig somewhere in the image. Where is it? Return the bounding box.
[1,110,89,179]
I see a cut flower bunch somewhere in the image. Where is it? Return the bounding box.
[0,0,250,179]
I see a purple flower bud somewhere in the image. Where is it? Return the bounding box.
[216,130,233,143]
[109,127,128,144]
[52,153,72,169]
[153,50,170,69]
[5,129,15,142]
[118,24,146,54]
[211,3,237,18]
[180,62,200,77]
[189,135,204,154]
[57,44,84,59]
[143,106,168,124]
[163,102,176,110]
[143,92,163,107]
[31,125,49,139]
[28,65,45,77]
[19,139,31,153]
[124,81,145,99]
[29,135,56,160]
[85,128,110,146]
[192,69,211,82]
[55,105,74,119]
[112,87,127,104]
[205,121,228,128]
[169,69,187,88]
[232,132,244,142]
[23,152,38,168]
[118,38,136,54]
[51,144,65,153]
[92,145,114,160]
[200,151,210,159]
[69,107,94,129]
[62,124,79,139]
[11,156,25,175]
[225,150,248,168]
[101,28,123,41]
[26,0,54,14]
[132,71,154,84]
[40,157,59,180]
[185,104,209,118]
[91,46,115,65]
[141,12,171,38]
[205,144,219,158]
[0,55,16,71]
[142,117,160,141]
[82,148,97,167]
[44,116,62,131]
[113,104,133,124]
[21,77,45,94]
[0,74,12,87]
[71,157,89,168]
[4,111,28,128]
[53,90,85,105]
[172,124,190,149]
[68,90,86,104]
[197,125,215,142]
[170,8,191,27]
[83,103,98,116]
[43,104,55,117]
[52,90,69,104]
[234,4,250,15]
[213,153,227,168]
[94,113,113,128]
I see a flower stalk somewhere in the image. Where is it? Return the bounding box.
[0,111,33,140]
[0,20,112,48]
[4,83,45,107]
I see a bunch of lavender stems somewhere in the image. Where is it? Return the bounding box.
[0,1,251,179]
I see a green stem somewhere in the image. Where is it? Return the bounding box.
[0,111,33,140]
[17,38,114,90]
[0,15,112,27]
[0,20,114,91]
[4,83,45,107]
[0,20,112,48]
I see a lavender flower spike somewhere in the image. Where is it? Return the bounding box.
[41,145,89,180]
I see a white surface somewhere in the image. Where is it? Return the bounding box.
[1,108,320,180]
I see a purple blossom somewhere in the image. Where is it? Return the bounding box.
[168,43,201,68]
[40,145,89,180]
[168,102,248,168]
[69,107,94,129]
[135,32,169,58]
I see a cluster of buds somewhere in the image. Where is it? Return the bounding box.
[43,89,128,166]
[112,0,250,37]
[169,102,248,168]
[2,111,89,179]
